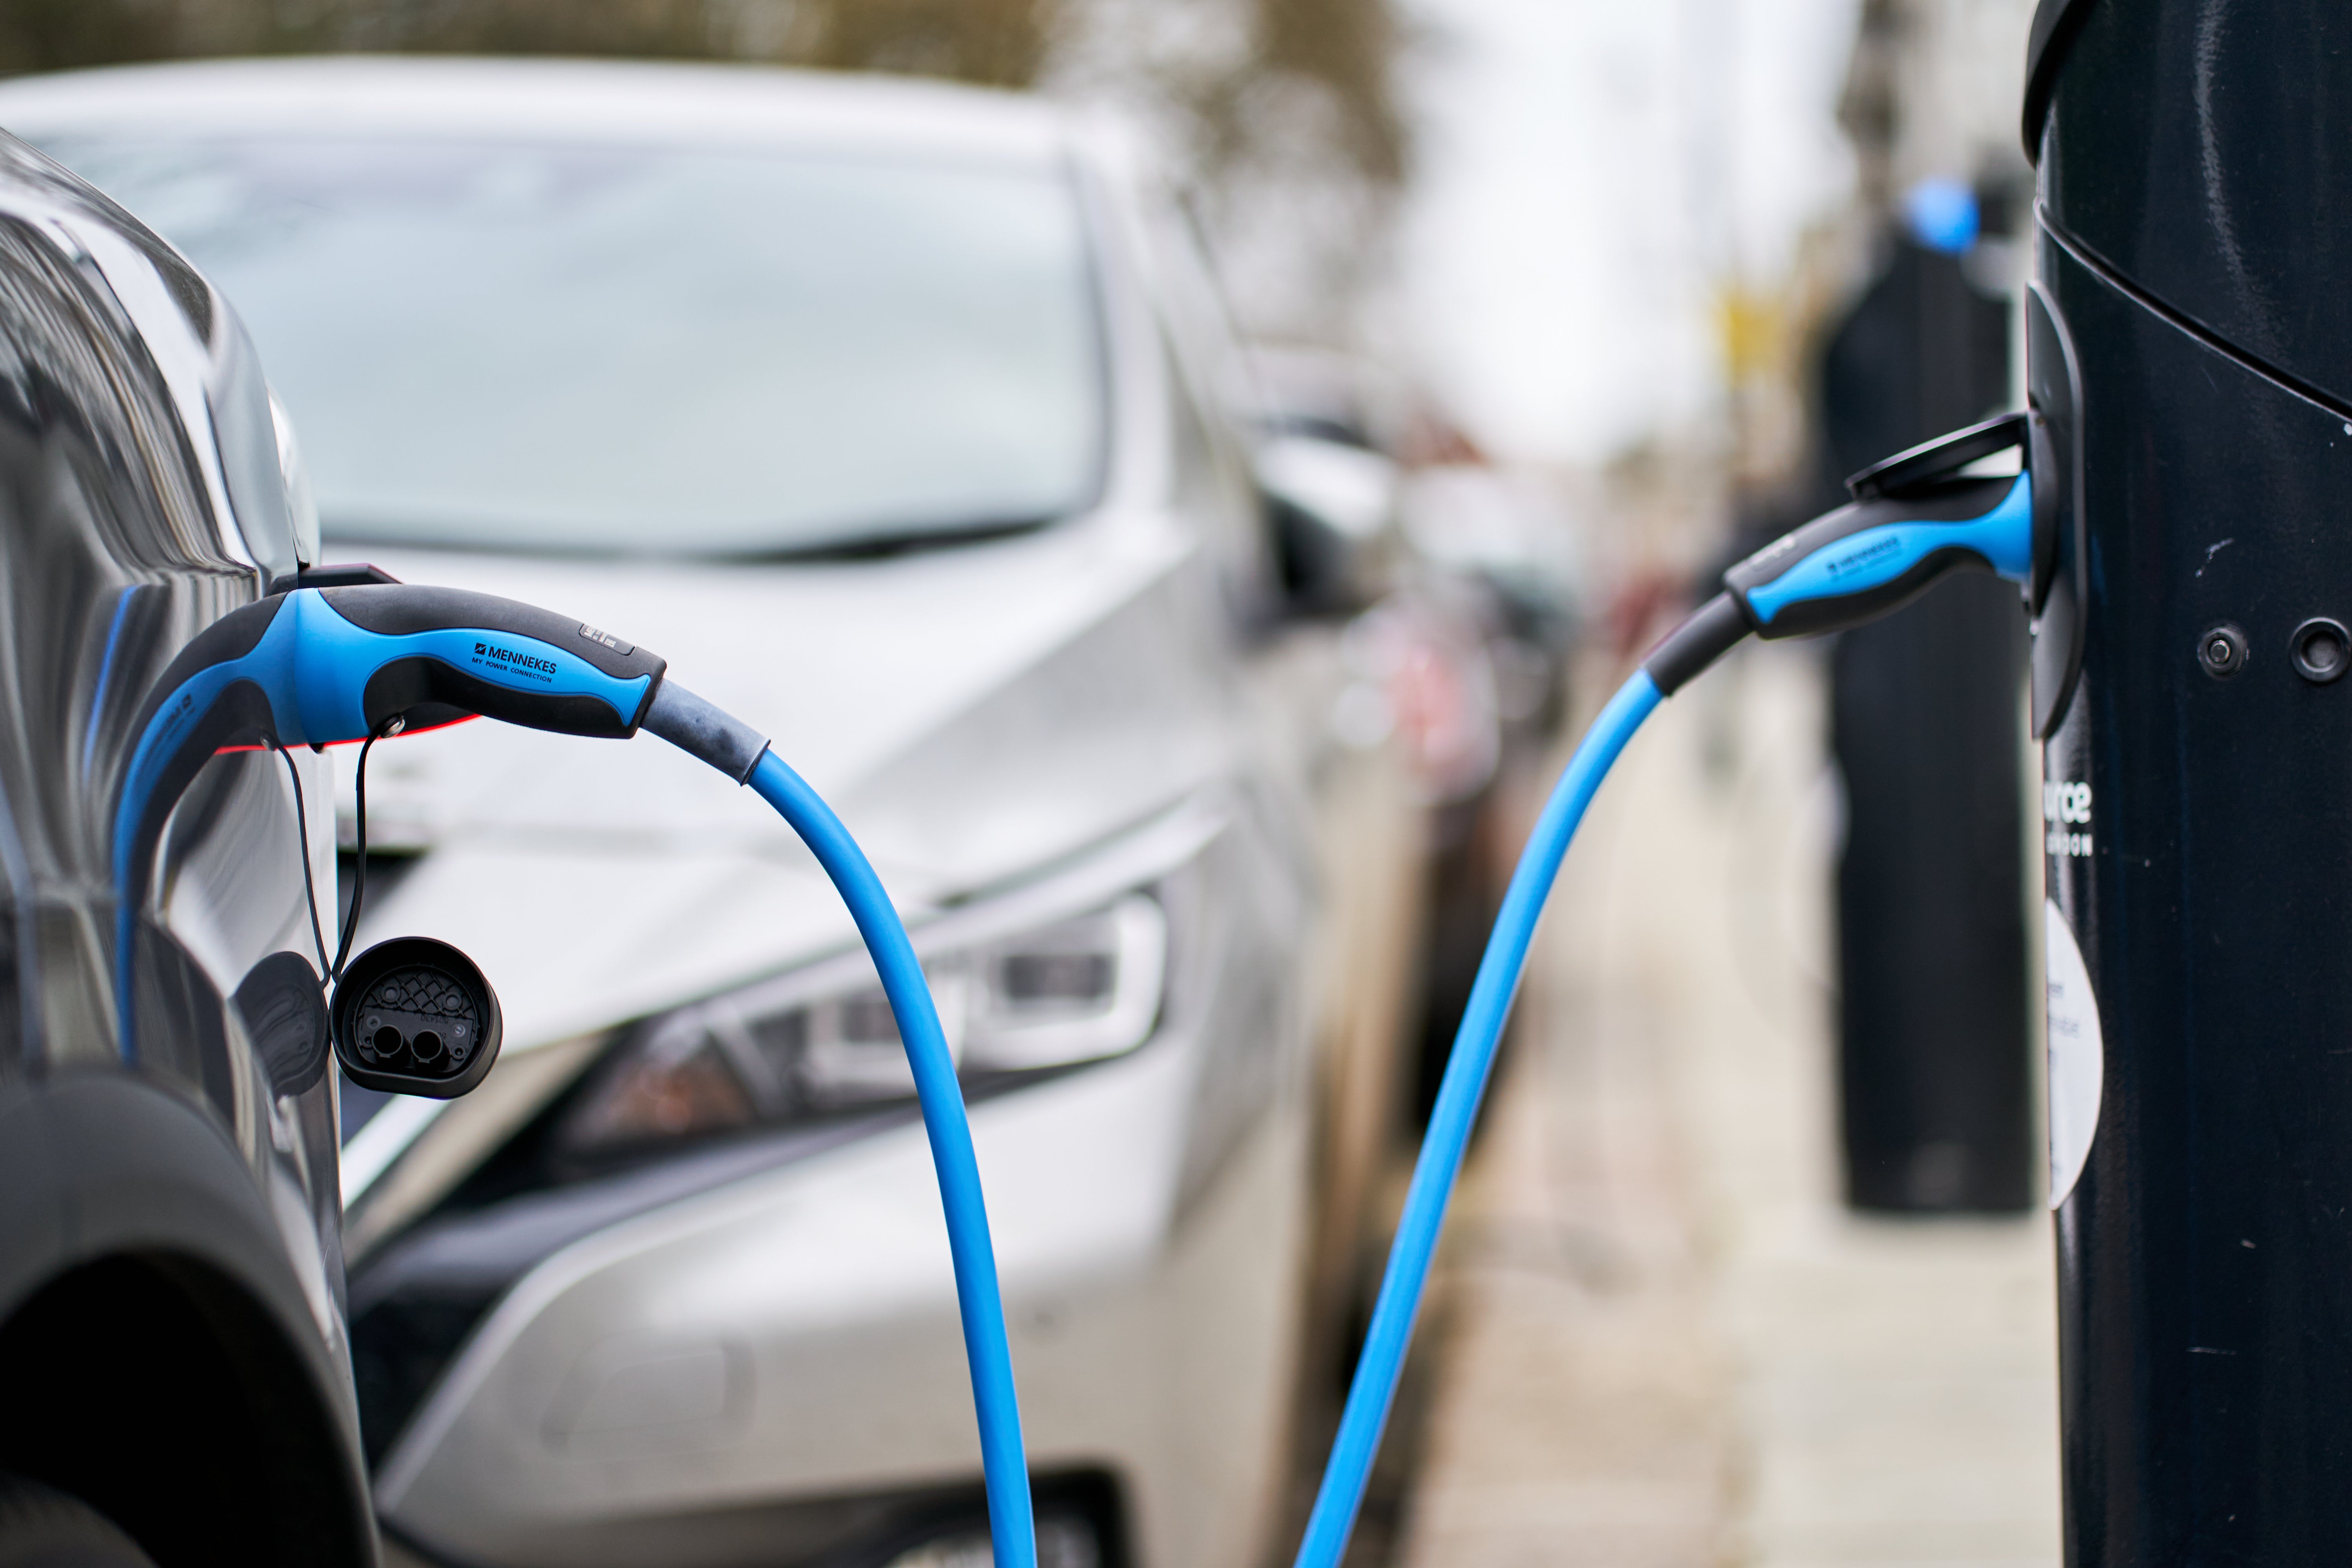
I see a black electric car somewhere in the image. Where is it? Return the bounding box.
[0,137,373,1563]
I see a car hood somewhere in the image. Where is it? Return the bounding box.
[338,511,1239,1049]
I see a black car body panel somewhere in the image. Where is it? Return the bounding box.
[0,133,373,1564]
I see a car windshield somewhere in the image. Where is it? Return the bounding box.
[42,133,1107,557]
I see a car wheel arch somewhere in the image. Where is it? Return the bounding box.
[0,1074,375,1567]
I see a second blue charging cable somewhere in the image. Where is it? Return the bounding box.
[1291,667,1662,1568]
[1290,454,2040,1568]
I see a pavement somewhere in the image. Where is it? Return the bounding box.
[1390,644,2062,1568]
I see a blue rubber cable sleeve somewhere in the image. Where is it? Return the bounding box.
[746,750,1038,1568]
[1292,668,1664,1568]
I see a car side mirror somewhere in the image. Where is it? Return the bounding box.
[1254,434,1399,618]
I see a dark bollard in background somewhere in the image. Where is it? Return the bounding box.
[1816,203,2034,1214]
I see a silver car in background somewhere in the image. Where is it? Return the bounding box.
[0,58,1432,1568]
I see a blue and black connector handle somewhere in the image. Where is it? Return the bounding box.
[112,586,677,1093]
[1646,410,2047,691]
[1290,410,2057,1568]
[114,581,1042,1568]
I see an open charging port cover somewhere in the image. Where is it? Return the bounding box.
[332,936,503,1098]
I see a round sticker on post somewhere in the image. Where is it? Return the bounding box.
[2045,898,2103,1207]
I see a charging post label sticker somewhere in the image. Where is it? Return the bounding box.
[2045,898,2103,1207]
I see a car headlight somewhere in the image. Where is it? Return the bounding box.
[559,892,1168,1157]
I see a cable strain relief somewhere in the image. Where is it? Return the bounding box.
[1641,591,1754,696]
[642,679,769,783]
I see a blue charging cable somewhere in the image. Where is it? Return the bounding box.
[746,748,1037,1568]
[1291,669,1662,1568]
[1289,449,2041,1568]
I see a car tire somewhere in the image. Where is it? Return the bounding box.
[0,1477,156,1568]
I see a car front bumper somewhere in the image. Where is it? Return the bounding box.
[374,1024,1310,1568]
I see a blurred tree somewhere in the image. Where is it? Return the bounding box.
[0,0,1409,343]
[1126,0,1408,196]
[1051,0,1409,341]
[0,0,1050,87]
[0,0,184,73]
[1226,0,1407,188]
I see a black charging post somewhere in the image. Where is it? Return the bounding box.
[2027,1,2352,1556]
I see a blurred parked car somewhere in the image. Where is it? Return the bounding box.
[1241,344,1583,1125]
[2,58,1432,1568]
[0,140,372,1561]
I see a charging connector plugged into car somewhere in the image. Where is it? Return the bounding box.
[114,579,1042,1568]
